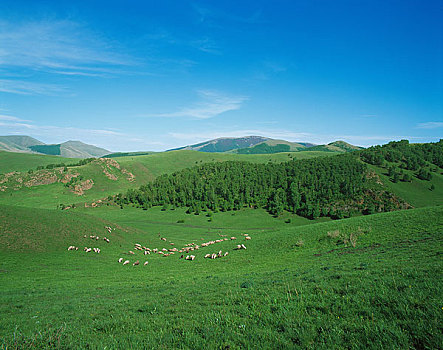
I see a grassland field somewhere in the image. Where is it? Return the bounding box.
[0,203,442,349]
[0,149,442,349]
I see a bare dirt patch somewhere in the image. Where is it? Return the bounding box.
[24,171,58,187]
[73,179,94,195]
[61,172,79,184]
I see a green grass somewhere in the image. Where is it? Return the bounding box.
[117,149,340,179]
[0,151,75,173]
[0,204,441,348]
[368,164,443,207]
[0,150,338,209]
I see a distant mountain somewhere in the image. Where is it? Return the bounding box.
[236,139,316,154]
[0,135,44,152]
[170,136,269,153]
[305,141,364,153]
[0,135,109,158]
[169,136,362,155]
[29,141,109,158]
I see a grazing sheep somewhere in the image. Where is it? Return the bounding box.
[161,237,166,241]
[123,260,130,265]
[144,261,149,266]
[218,250,222,257]
[118,258,123,263]
[204,254,210,258]
[133,260,140,266]
[144,250,150,255]
[129,251,135,255]
[231,237,236,240]
[211,253,217,259]
[245,236,251,240]
[224,252,229,257]
[241,244,247,249]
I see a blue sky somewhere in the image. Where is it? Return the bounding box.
[0,0,441,152]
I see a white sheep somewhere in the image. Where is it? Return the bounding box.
[118,258,123,263]
[144,261,149,266]
[133,260,140,266]
[123,260,130,265]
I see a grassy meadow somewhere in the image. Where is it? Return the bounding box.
[0,151,76,174]
[0,203,442,349]
[0,147,442,349]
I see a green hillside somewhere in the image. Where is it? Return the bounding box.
[171,136,268,152]
[0,150,337,209]
[306,141,363,153]
[0,204,128,252]
[236,139,309,154]
[0,203,441,348]
[0,151,76,173]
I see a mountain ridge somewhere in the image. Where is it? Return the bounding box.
[0,135,109,158]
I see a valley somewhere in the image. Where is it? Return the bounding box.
[0,138,441,348]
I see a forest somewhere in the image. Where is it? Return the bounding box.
[115,140,442,219]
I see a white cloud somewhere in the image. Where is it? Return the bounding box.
[0,19,134,76]
[0,79,66,95]
[416,122,443,129]
[0,114,30,122]
[151,90,248,119]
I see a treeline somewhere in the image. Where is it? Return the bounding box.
[115,154,383,219]
[359,139,442,182]
[30,158,95,173]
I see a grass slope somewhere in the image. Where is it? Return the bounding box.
[367,164,443,208]
[0,150,337,209]
[0,151,76,173]
[0,205,441,348]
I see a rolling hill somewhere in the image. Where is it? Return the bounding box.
[0,202,441,348]
[0,149,338,209]
[170,136,269,152]
[169,136,361,154]
[29,141,109,158]
[0,135,110,158]
[305,141,364,153]
[0,135,44,152]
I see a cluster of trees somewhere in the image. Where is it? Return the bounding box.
[30,158,95,174]
[360,139,442,170]
[115,140,440,219]
[115,155,383,219]
[64,175,84,188]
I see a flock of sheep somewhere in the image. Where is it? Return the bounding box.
[118,233,251,266]
[67,226,252,267]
